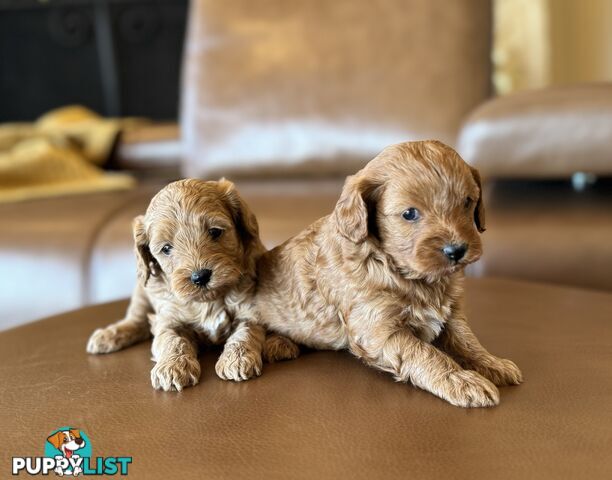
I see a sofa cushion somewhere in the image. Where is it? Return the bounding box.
[458,83,612,178]
[181,0,492,178]
[114,123,182,171]
[88,187,160,305]
[0,188,159,330]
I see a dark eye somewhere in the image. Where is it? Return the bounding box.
[402,208,420,222]
[161,244,173,255]
[464,197,473,209]
[209,227,223,240]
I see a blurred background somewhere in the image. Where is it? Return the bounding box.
[1,0,611,330]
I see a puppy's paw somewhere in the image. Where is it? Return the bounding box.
[263,334,300,363]
[215,344,263,381]
[466,356,523,386]
[87,326,125,354]
[442,370,500,408]
[150,355,200,392]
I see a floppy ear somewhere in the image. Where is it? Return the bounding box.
[469,166,486,233]
[69,429,81,439]
[333,174,379,243]
[133,215,160,284]
[218,179,264,259]
[47,431,64,450]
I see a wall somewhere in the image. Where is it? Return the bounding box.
[494,0,612,94]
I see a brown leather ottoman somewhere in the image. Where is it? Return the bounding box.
[1,278,611,479]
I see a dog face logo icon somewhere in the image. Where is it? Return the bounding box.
[47,429,86,460]
[43,427,92,476]
[12,426,132,476]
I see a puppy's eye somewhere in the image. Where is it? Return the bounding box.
[209,227,224,240]
[402,208,420,222]
[464,197,473,209]
[161,244,173,255]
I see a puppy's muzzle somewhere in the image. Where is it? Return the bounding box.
[443,244,467,263]
[191,268,212,287]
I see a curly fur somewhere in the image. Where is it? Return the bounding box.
[87,179,298,391]
[254,140,522,407]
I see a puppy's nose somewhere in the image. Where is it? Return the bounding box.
[191,269,212,287]
[443,244,467,262]
[75,438,83,445]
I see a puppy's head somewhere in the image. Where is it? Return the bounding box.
[134,179,263,302]
[334,140,485,281]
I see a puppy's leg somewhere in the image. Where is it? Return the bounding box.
[263,333,300,363]
[435,316,523,387]
[87,283,152,354]
[150,326,200,392]
[368,329,499,408]
[216,320,265,381]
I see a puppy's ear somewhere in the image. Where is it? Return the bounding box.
[218,179,264,258]
[469,166,486,233]
[69,429,81,439]
[133,215,160,284]
[47,431,64,450]
[334,174,379,243]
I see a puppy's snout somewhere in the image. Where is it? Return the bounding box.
[191,268,212,287]
[443,244,467,262]
[75,438,84,446]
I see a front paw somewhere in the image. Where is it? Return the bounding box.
[216,344,263,381]
[263,335,300,363]
[151,356,200,392]
[87,327,123,354]
[441,370,500,408]
[474,357,523,387]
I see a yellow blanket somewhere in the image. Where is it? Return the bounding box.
[0,106,136,203]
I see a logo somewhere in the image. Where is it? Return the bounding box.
[12,427,132,476]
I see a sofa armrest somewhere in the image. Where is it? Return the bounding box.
[458,83,612,179]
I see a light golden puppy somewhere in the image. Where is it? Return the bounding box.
[255,140,522,407]
[87,179,297,391]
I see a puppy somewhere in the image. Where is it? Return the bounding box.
[254,140,522,407]
[87,179,297,391]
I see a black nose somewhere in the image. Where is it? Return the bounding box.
[443,244,467,262]
[75,438,83,445]
[191,269,212,287]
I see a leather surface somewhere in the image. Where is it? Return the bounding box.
[1,278,611,479]
[479,179,612,291]
[181,0,492,178]
[458,83,612,178]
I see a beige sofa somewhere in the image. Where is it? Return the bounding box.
[1,0,611,330]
